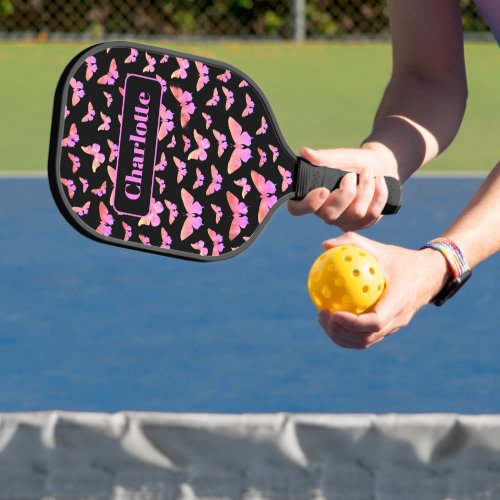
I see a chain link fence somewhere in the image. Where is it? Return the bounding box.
[0,0,491,40]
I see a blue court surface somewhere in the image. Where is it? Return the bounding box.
[0,176,498,413]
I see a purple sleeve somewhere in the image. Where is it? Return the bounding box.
[473,0,500,45]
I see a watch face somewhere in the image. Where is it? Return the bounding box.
[432,269,472,306]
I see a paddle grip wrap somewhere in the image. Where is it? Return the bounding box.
[293,157,402,215]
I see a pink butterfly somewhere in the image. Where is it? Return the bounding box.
[226,191,248,241]
[188,130,210,161]
[158,105,174,141]
[92,180,107,197]
[97,59,118,85]
[164,200,178,225]
[211,204,222,224]
[258,148,267,167]
[206,88,219,107]
[85,56,97,81]
[70,78,84,106]
[68,153,80,173]
[125,48,138,63]
[61,123,79,147]
[122,221,132,241]
[228,117,252,174]
[167,135,176,148]
[256,117,268,135]
[139,234,150,245]
[239,80,249,87]
[103,91,113,107]
[170,87,195,128]
[156,74,167,93]
[217,69,231,82]
[96,202,114,236]
[180,188,203,241]
[278,165,292,192]
[139,198,164,227]
[143,52,156,73]
[72,201,90,216]
[108,166,117,206]
[182,134,191,153]
[193,168,204,189]
[195,61,209,91]
[191,240,208,256]
[79,177,89,193]
[160,55,169,64]
[251,170,277,223]
[208,228,224,256]
[98,112,111,131]
[206,165,222,196]
[173,156,187,183]
[61,178,76,199]
[156,176,166,194]
[234,177,251,198]
[160,227,172,249]
[82,102,95,122]
[269,144,279,162]
[212,129,227,157]
[107,139,118,163]
[172,57,189,79]
[81,143,105,172]
[242,94,254,117]
[202,112,212,129]
[155,152,167,172]
[222,87,234,111]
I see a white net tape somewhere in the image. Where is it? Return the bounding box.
[1,412,500,499]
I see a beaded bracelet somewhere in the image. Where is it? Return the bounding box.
[421,237,472,306]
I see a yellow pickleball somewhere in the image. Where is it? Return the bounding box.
[308,245,385,314]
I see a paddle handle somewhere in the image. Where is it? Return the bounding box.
[293,157,402,215]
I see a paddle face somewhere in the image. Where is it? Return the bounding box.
[49,41,297,262]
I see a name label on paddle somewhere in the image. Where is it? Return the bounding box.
[114,74,162,217]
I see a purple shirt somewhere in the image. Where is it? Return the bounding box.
[473,0,500,45]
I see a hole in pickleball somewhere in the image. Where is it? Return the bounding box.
[378,284,382,291]
[369,267,375,275]
[313,271,321,282]
[327,264,335,272]
[352,269,360,277]
[359,251,366,257]
[356,306,365,314]
[362,285,369,293]
[344,256,352,262]
[322,286,332,299]
[334,277,344,287]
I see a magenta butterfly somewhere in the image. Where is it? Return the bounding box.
[180,189,203,241]
[226,191,249,241]
[97,59,118,85]
[251,170,277,223]
[188,130,210,161]
[228,117,252,174]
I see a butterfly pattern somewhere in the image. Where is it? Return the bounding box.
[57,44,295,259]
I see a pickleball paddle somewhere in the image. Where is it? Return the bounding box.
[48,41,401,261]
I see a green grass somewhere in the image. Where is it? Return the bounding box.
[0,40,497,172]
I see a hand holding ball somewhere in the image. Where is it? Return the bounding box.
[308,245,385,314]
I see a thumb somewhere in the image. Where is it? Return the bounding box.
[299,147,365,171]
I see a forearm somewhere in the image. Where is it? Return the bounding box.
[441,162,500,267]
[362,72,467,183]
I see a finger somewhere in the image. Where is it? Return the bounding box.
[319,311,371,349]
[343,164,376,220]
[288,187,330,216]
[322,231,370,251]
[315,172,357,224]
[362,175,389,225]
[299,146,368,171]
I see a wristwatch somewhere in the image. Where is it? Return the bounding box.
[421,238,472,306]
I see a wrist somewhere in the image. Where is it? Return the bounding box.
[360,141,399,178]
[418,248,453,304]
